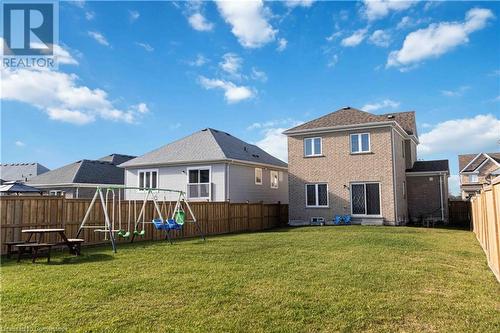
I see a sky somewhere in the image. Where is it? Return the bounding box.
[1,0,499,195]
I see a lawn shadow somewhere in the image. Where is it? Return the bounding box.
[49,253,114,265]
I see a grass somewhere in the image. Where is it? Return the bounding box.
[1,226,499,332]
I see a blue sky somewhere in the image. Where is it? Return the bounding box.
[1,0,499,195]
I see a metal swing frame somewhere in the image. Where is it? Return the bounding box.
[76,185,205,253]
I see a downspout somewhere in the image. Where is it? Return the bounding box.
[439,174,444,221]
[391,128,398,225]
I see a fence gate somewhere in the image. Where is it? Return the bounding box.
[448,200,471,229]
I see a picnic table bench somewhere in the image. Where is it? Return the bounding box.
[14,228,84,263]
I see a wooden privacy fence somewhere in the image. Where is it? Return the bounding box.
[471,176,500,282]
[0,196,288,254]
[448,200,471,228]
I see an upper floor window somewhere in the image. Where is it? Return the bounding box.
[138,169,158,189]
[270,170,279,189]
[350,133,370,153]
[255,168,263,185]
[469,174,478,183]
[304,137,322,157]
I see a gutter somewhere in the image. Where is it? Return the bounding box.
[405,171,449,177]
[120,158,288,171]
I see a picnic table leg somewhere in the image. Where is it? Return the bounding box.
[47,247,51,263]
[17,246,25,263]
[32,247,38,263]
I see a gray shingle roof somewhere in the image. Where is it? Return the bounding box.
[0,163,49,182]
[283,107,417,136]
[406,160,449,173]
[98,154,136,165]
[27,158,131,185]
[0,182,42,193]
[458,153,500,172]
[120,128,287,168]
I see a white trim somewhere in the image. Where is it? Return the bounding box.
[28,182,124,188]
[137,168,159,192]
[349,182,382,217]
[283,121,419,145]
[304,137,323,157]
[305,183,329,208]
[186,166,212,200]
[350,132,371,154]
[255,167,263,185]
[406,171,449,176]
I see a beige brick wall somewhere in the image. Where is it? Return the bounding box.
[288,127,396,224]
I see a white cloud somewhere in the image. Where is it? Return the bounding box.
[255,127,289,162]
[362,0,416,21]
[396,16,427,30]
[327,54,339,68]
[88,31,109,47]
[387,8,495,69]
[361,99,400,112]
[441,85,470,97]
[188,54,208,67]
[216,0,277,48]
[369,29,391,47]
[326,31,342,42]
[198,76,254,104]
[188,12,214,31]
[136,42,154,52]
[132,103,149,114]
[418,114,500,156]
[277,38,288,52]
[489,69,500,77]
[85,11,95,21]
[1,53,147,125]
[219,53,243,77]
[15,140,26,147]
[448,175,460,196]
[341,29,368,47]
[284,0,315,8]
[251,67,268,82]
[129,10,140,22]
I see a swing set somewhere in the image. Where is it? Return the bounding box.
[76,185,205,252]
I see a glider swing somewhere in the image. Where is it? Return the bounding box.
[76,185,204,253]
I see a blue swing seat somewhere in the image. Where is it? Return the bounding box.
[166,219,182,230]
[152,219,167,230]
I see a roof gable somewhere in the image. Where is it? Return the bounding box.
[460,152,500,173]
[120,128,287,168]
[283,107,417,136]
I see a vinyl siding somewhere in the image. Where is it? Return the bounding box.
[227,163,288,203]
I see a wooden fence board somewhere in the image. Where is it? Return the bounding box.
[0,197,288,253]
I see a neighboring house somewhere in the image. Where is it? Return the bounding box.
[0,163,49,182]
[458,152,500,199]
[27,154,135,198]
[120,128,288,203]
[283,106,449,226]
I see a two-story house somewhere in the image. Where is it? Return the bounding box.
[283,107,449,226]
[458,152,500,199]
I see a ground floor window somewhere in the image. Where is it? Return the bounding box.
[138,169,158,189]
[187,167,211,199]
[306,183,328,207]
[351,183,381,215]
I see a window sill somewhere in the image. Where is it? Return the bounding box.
[350,151,373,155]
[305,206,329,209]
[304,155,325,158]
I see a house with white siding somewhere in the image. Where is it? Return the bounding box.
[119,128,288,203]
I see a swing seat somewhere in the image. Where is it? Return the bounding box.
[134,229,146,236]
[166,219,182,230]
[152,219,166,230]
[119,231,131,238]
[175,211,186,225]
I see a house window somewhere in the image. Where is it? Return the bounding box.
[50,190,64,196]
[138,169,158,189]
[305,183,328,207]
[270,170,279,189]
[304,137,322,157]
[469,174,478,183]
[187,167,211,199]
[351,183,381,216]
[255,168,262,185]
[350,133,370,153]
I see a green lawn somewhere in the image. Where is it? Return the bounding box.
[1,226,499,332]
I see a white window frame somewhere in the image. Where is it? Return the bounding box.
[350,182,382,217]
[270,170,279,189]
[255,168,263,185]
[468,174,479,183]
[305,183,329,208]
[350,133,371,154]
[304,137,322,157]
[186,166,212,200]
[137,169,159,191]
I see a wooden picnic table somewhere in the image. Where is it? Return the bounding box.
[20,228,84,259]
